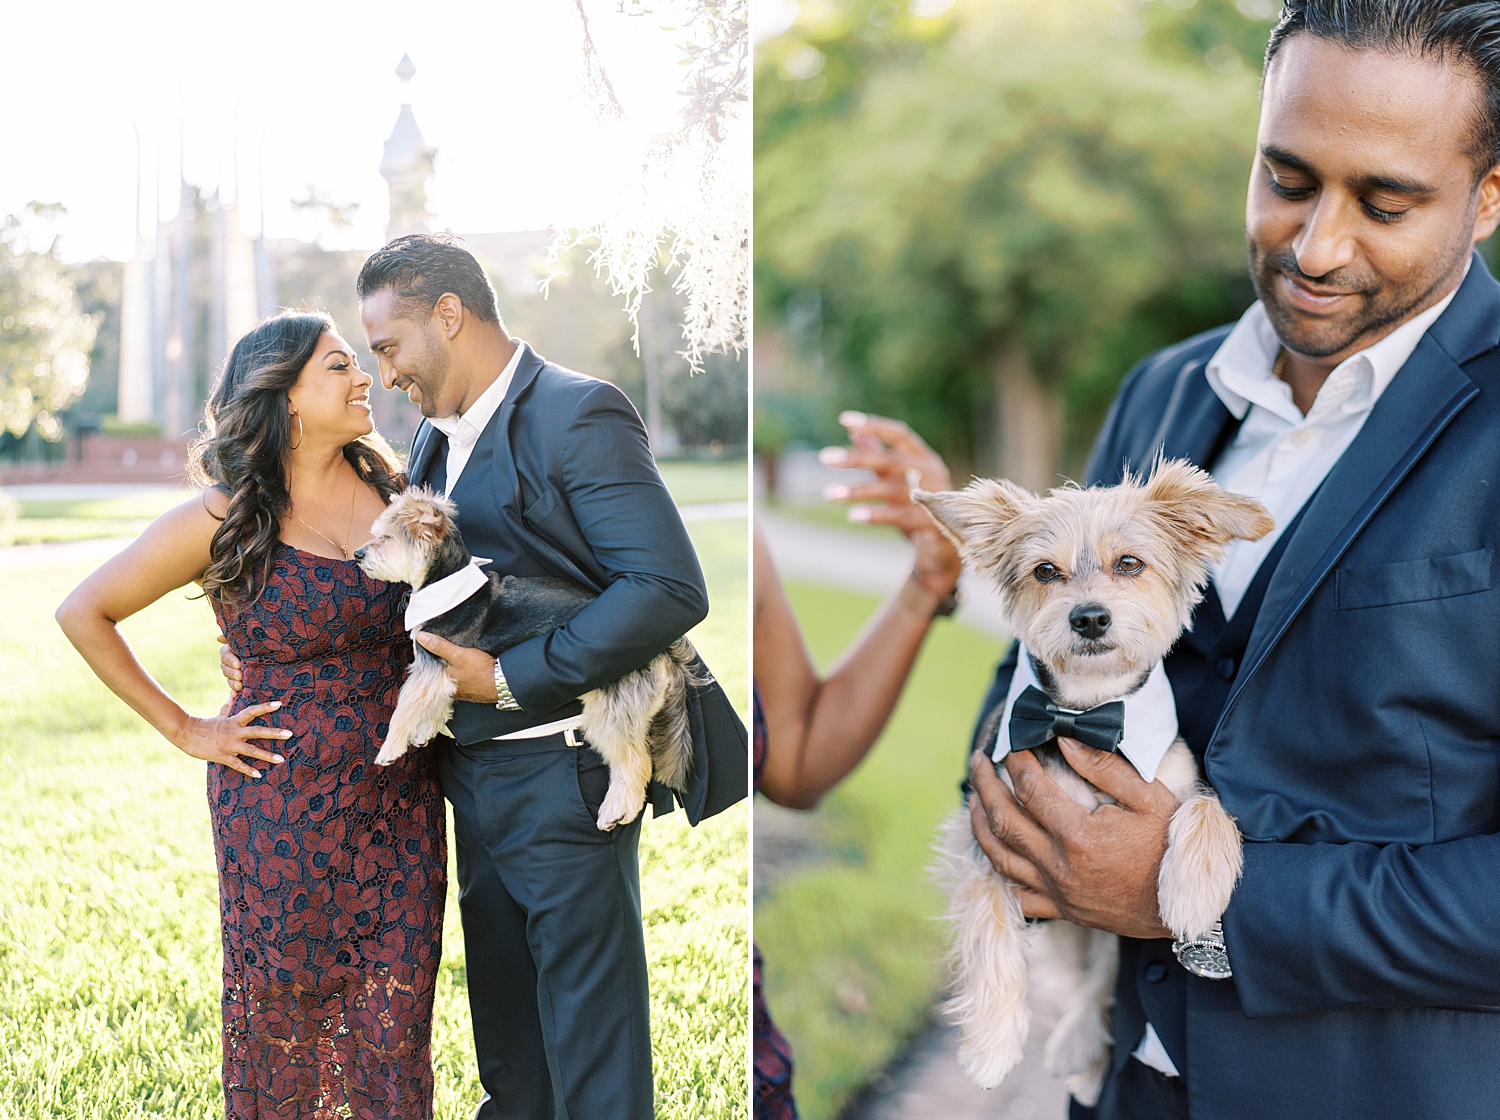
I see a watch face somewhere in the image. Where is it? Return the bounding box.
[1177,939,1232,981]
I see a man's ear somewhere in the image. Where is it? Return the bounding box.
[1141,458,1274,551]
[433,292,464,340]
[913,478,1034,551]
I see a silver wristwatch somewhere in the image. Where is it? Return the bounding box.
[493,659,521,711]
[1172,919,1232,980]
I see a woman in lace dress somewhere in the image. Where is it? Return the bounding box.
[59,312,445,1118]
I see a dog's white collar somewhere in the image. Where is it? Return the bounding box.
[404,557,492,633]
[994,644,1179,783]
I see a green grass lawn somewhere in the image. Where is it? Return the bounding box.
[0,518,748,1119]
[753,583,1005,1120]
[656,460,748,506]
[0,461,746,546]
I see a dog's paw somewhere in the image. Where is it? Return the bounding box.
[1159,793,1243,939]
[596,778,647,832]
[374,740,409,767]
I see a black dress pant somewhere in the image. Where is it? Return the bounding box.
[438,733,654,1120]
[1069,1058,1189,1120]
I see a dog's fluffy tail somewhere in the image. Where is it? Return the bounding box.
[645,638,709,791]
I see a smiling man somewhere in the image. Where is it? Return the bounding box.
[345,233,744,1119]
[965,3,1500,1118]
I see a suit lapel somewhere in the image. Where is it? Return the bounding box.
[407,419,439,487]
[1216,258,1500,732]
[1122,354,1237,474]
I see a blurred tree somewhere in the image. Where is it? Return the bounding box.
[0,206,98,442]
[756,0,1273,488]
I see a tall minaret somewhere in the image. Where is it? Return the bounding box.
[379,55,437,241]
[117,125,154,424]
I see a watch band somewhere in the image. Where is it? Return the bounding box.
[1172,919,1232,980]
[898,574,961,619]
[493,659,521,711]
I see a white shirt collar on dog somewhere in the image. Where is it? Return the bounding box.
[995,643,1179,783]
[427,339,527,495]
[404,556,493,634]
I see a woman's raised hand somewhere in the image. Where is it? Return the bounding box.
[819,411,962,596]
[171,700,290,779]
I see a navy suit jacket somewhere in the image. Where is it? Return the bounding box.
[974,255,1500,1118]
[408,343,748,824]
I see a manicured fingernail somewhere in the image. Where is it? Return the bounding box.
[818,446,848,466]
[281,731,292,738]
[905,468,921,486]
[847,506,871,523]
[251,769,261,779]
[823,484,849,501]
[839,410,867,427]
[270,702,280,709]
[272,755,284,763]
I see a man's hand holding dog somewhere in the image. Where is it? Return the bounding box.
[968,741,1176,940]
[413,631,501,704]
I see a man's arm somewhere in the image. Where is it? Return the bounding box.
[429,381,707,715]
[1224,835,1500,1018]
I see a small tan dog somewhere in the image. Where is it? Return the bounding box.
[913,459,1273,1104]
[355,487,705,830]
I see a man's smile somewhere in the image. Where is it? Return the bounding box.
[1277,271,1363,315]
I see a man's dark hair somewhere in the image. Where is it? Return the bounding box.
[1266,0,1500,179]
[356,232,502,326]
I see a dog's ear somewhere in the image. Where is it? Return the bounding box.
[391,496,449,545]
[913,478,1035,552]
[1141,459,1274,552]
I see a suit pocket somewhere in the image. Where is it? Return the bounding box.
[1335,548,1493,610]
[522,489,559,529]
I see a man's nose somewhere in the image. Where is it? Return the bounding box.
[376,359,397,390]
[1292,193,1357,279]
[1069,603,1111,640]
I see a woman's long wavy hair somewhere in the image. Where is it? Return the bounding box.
[188,311,406,604]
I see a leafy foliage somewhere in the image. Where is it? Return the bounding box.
[0,210,97,440]
[755,0,1274,477]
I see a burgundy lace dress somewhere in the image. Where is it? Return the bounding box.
[209,545,446,1119]
[753,685,799,1118]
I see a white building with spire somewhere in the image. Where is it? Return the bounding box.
[380,55,438,241]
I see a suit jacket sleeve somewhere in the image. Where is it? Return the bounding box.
[498,380,710,715]
[1225,835,1500,1017]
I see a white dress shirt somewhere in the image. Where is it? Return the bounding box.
[1129,271,1464,1079]
[1204,275,1462,617]
[426,338,526,495]
[425,339,581,741]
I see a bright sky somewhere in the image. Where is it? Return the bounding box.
[2,0,695,261]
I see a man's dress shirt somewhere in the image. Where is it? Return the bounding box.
[1130,276,1461,1076]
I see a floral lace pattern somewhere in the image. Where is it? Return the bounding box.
[210,545,445,1119]
[752,685,799,1119]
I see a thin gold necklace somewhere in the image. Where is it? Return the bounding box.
[293,478,358,559]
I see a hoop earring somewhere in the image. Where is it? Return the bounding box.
[290,413,304,450]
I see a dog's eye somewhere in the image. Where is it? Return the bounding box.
[1115,555,1145,575]
[1034,562,1062,582]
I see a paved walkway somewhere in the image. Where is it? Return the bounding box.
[761,506,1071,1120]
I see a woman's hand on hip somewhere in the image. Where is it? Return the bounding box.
[819,411,962,595]
[171,700,290,779]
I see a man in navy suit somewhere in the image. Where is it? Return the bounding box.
[964,3,1500,1117]
[352,234,742,1119]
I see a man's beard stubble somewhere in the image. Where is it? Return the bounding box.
[1249,236,1469,360]
[407,332,452,418]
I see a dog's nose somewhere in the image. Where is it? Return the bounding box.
[352,546,367,562]
[1069,603,1111,640]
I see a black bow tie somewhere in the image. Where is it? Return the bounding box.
[1009,685,1125,754]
